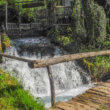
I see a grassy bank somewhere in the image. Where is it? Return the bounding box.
[0,69,45,110]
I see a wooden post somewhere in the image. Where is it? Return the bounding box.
[47,65,55,107]
[18,3,21,32]
[54,7,56,24]
[0,34,3,63]
[5,0,8,31]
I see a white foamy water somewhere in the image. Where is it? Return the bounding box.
[0,37,94,108]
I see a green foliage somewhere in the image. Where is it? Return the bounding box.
[103,40,110,46]
[56,26,73,46]
[84,0,106,45]
[2,33,10,50]
[0,0,47,22]
[56,35,71,46]
[107,24,110,33]
[103,35,110,49]
[97,105,106,110]
[83,55,110,81]
[71,0,86,43]
[0,69,44,110]
[0,0,6,5]
[83,58,93,74]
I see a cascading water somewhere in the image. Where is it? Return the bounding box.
[0,37,94,108]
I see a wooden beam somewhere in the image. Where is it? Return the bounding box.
[16,0,44,4]
[0,53,36,62]
[0,34,3,63]
[53,24,70,26]
[22,2,44,8]
[47,66,55,107]
[5,1,8,31]
[31,50,110,68]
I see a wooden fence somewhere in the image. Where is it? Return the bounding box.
[1,50,110,107]
[6,23,43,30]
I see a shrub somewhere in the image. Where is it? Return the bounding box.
[83,56,110,81]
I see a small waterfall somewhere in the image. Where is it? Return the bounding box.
[1,37,93,108]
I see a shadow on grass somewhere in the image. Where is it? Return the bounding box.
[0,85,22,97]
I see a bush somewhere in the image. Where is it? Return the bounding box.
[83,56,110,81]
[56,26,73,46]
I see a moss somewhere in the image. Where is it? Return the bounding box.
[56,35,72,46]
[83,58,93,73]
[2,33,11,50]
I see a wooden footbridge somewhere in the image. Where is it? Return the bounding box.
[48,80,110,110]
[0,49,110,110]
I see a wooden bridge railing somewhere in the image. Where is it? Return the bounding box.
[7,23,18,30]
[6,23,44,31]
[1,50,110,107]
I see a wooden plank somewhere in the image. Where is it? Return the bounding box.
[22,2,44,8]
[5,1,8,31]
[71,94,110,108]
[0,53,36,62]
[55,6,71,8]
[55,102,96,110]
[17,0,44,3]
[53,24,71,26]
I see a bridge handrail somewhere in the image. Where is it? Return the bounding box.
[6,23,44,30]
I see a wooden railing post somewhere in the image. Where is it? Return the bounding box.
[47,65,55,107]
[0,34,3,63]
[5,0,8,31]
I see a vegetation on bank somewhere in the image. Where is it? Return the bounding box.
[0,69,44,110]
[48,0,110,81]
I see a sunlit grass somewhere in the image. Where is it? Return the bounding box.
[0,69,44,110]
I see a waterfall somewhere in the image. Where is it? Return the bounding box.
[0,37,93,108]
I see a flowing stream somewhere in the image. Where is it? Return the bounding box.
[0,37,94,108]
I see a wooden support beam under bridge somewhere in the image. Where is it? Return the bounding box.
[1,50,110,107]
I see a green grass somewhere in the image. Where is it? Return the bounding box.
[0,69,45,110]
